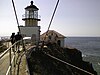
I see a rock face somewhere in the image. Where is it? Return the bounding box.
[27,43,97,75]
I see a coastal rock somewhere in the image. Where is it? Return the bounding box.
[27,43,97,75]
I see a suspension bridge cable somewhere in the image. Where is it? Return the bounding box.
[11,0,25,51]
[11,0,21,32]
[43,0,60,41]
[47,0,59,31]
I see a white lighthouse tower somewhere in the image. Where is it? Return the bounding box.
[20,1,41,44]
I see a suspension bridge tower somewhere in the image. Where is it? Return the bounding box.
[20,1,41,44]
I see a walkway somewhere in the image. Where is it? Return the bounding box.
[0,44,30,75]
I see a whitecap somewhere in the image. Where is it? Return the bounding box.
[98,62,100,65]
[82,54,87,57]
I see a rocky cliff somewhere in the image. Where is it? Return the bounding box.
[27,43,97,75]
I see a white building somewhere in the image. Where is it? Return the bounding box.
[40,30,66,47]
[20,1,41,44]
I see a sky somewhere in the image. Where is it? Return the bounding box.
[0,0,100,37]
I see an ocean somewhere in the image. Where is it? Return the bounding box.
[65,37,100,75]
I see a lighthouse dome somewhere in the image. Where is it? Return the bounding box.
[25,1,39,10]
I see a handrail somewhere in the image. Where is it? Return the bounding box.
[0,38,95,75]
[0,38,31,75]
[0,41,18,59]
[43,51,94,75]
[22,14,41,20]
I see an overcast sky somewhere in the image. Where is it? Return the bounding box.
[0,0,100,36]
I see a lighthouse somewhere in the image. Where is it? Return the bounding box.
[20,1,41,44]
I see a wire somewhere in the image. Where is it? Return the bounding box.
[11,0,25,51]
[47,0,59,32]
[11,0,21,32]
[43,0,60,41]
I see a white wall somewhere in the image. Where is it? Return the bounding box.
[61,39,64,47]
[20,26,40,43]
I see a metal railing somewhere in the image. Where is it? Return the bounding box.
[0,38,31,75]
[43,52,94,75]
[25,43,95,75]
[0,38,95,75]
[40,44,95,75]
[22,14,41,20]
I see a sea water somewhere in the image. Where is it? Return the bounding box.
[65,37,100,75]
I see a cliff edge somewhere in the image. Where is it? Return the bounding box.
[27,43,97,75]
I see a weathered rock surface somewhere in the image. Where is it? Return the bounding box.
[27,43,97,75]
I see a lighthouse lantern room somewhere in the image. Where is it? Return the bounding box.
[22,1,40,26]
[20,1,41,44]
